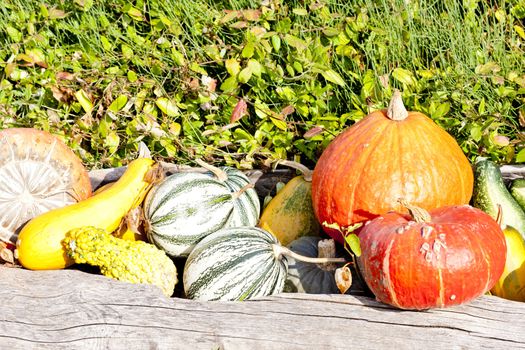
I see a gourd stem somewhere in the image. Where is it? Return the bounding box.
[317,239,339,271]
[144,163,165,184]
[232,183,255,199]
[195,159,228,182]
[398,199,431,223]
[387,89,409,121]
[273,244,347,264]
[275,160,313,182]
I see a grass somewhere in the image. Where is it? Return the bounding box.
[0,0,524,168]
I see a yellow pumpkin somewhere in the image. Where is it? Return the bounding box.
[491,226,525,302]
[16,158,162,270]
[258,160,320,246]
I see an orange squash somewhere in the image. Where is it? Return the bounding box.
[311,91,473,243]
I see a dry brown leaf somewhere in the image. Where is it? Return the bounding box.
[231,99,248,123]
[304,126,324,139]
[335,266,352,294]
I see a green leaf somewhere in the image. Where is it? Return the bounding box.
[171,48,185,66]
[220,10,239,23]
[475,62,501,75]
[271,35,281,52]
[344,233,361,257]
[361,69,375,97]
[515,25,525,40]
[238,67,253,83]
[478,98,486,115]
[270,117,287,130]
[109,95,128,112]
[247,60,262,76]
[127,6,143,21]
[516,148,525,163]
[392,68,417,86]
[292,8,308,16]
[100,36,112,51]
[74,0,93,11]
[470,125,482,142]
[156,98,180,117]
[220,76,238,92]
[104,131,120,154]
[322,28,340,37]
[284,34,307,51]
[6,26,22,42]
[74,90,93,114]
[321,69,345,86]
[121,44,134,59]
[189,62,207,75]
[225,59,241,76]
[127,70,138,82]
[242,42,255,58]
[432,102,450,119]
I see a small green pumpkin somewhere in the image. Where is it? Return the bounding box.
[284,236,350,294]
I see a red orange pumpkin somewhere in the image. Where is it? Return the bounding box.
[357,203,506,310]
[311,91,473,242]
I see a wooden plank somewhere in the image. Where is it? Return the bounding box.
[1,266,524,350]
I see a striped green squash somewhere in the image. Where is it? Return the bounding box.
[183,226,288,301]
[213,166,260,227]
[143,167,260,257]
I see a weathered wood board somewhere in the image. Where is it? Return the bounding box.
[1,266,525,350]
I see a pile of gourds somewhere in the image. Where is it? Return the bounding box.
[3,90,523,310]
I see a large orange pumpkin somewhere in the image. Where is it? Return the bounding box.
[357,204,506,310]
[311,91,474,242]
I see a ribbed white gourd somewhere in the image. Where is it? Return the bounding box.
[0,128,91,244]
[183,226,287,301]
[143,167,260,257]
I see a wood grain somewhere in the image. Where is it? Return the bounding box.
[1,266,524,350]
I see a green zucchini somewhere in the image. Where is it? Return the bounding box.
[510,179,525,211]
[472,159,525,237]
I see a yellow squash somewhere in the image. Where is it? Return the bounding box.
[491,226,525,302]
[16,158,160,270]
[258,160,320,246]
[94,182,145,242]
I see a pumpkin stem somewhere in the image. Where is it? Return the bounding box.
[398,199,431,223]
[387,89,409,121]
[144,163,165,184]
[195,158,228,182]
[317,239,339,271]
[231,183,255,199]
[275,160,313,182]
[496,204,503,226]
[272,244,347,265]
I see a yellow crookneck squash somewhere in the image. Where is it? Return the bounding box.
[16,157,162,270]
[258,160,321,246]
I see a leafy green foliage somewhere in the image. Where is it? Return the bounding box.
[0,0,524,169]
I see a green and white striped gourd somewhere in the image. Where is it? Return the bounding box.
[143,160,260,257]
[212,165,260,227]
[183,226,347,301]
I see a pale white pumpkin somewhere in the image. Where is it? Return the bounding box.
[0,128,92,243]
